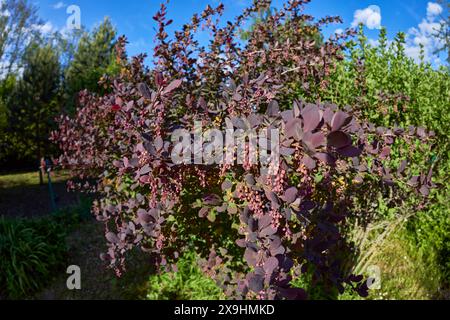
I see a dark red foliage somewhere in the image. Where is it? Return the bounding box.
[52,0,435,299]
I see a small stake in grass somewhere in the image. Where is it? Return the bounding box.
[40,157,57,212]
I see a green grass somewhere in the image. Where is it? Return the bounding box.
[146,251,226,300]
[367,227,444,300]
[0,170,71,189]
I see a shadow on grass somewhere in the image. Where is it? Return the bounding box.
[0,171,79,219]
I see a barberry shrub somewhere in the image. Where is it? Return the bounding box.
[53,0,436,299]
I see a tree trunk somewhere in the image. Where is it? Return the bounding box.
[37,110,44,185]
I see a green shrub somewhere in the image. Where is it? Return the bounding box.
[0,217,67,299]
[319,26,450,298]
[0,197,92,299]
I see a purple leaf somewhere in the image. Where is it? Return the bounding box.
[248,114,261,128]
[260,226,277,237]
[419,185,430,196]
[408,176,419,187]
[302,155,316,170]
[283,187,298,204]
[301,200,316,211]
[236,239,247,248]
[137,209,152,224]
[248,274,264,293]
[303,131,325,150]
[280,147,295,156]
[233,92,243,102]
[315,152,336,165]
[244,248,257,266]
[154,137,164,151]
[203,194,222,205]
[138,83,152,99]
[277,287,307,300]
[267,100,280,116]
[245,174,256,186]
[331,111,351,131]
[270,245,285,256]
[259,214,272,230]
[398,160,407,174]
[140,164,151,176]
[380,146,391,159]
[323,108,334,126]
[199,207,209,218]
[327,131,352,149]
[163,79,182,95]
[264,189,279,205]
[285,119,303,140]
[106,232,120,244]
[264,257,279,275]
[337,146,362,157]
[221,180,233,191]
[281,110,294,122]
[302,105,321,132]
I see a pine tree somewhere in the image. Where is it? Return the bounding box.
[7,40,61,181]
[64,18,117,111]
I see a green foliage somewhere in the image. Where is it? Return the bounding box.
[323,26,450,139]
[2,40,61,165]
[368,227,443,300]
[64,18,118,112]
[0,189,91,300]
[146,251,226,300]
[0,13,118,166]
[317,26,450,298]
[0,216,67,299]
[407,186,450,286]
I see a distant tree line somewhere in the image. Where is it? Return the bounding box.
[0,0,118,177]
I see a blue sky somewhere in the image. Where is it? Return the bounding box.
[34,0,447,65]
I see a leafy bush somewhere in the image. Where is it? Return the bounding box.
[53,0,436,299]
[319,25,449,294]
[0,196,91,299]
[0,217,67,299]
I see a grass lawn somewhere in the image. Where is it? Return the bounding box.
[0,170,71,189]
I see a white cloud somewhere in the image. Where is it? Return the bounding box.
[334,28,344,35]
[427,2,443,18]
[351,5,382,30]
[361,2,445,66]
[33,21,56,35]
[404,3,444,64]
[53,1,66,10]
